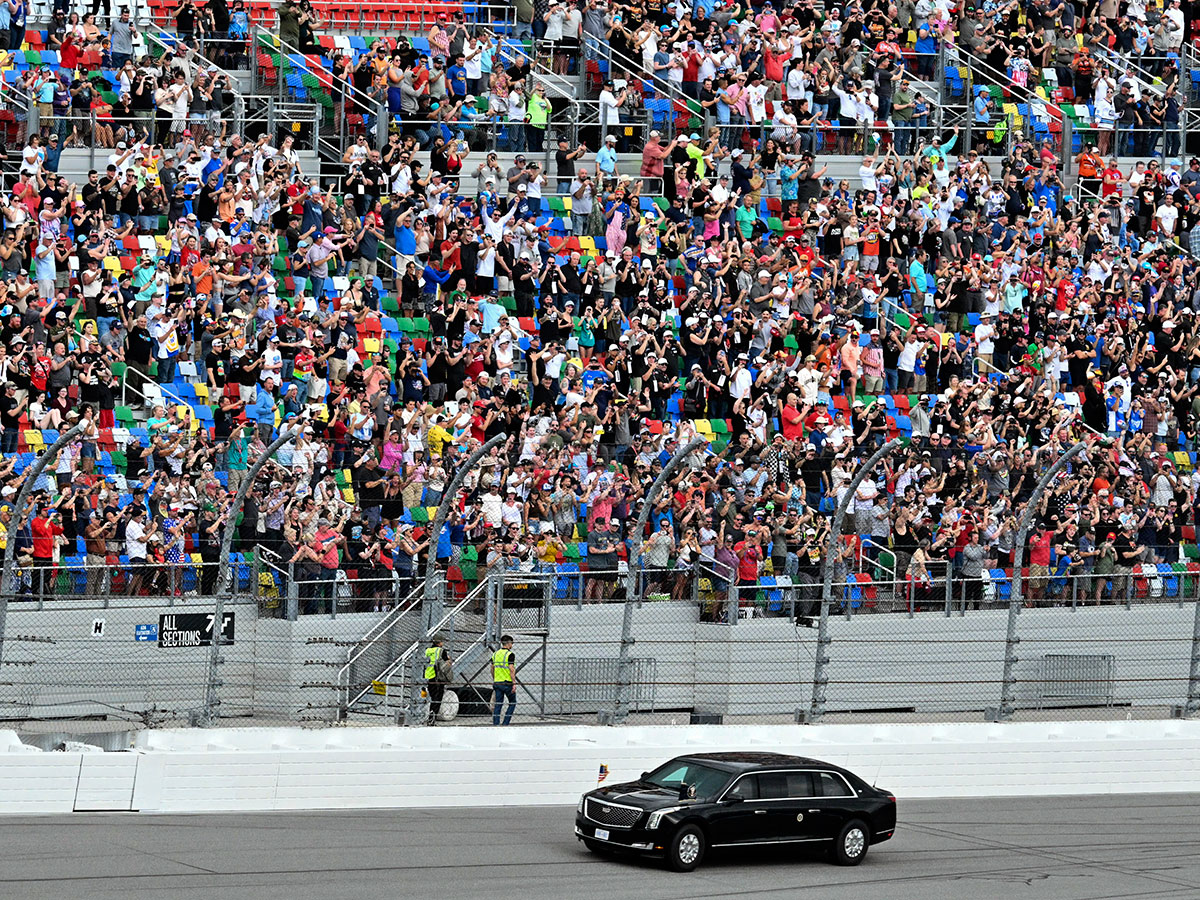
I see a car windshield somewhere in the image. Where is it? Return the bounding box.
[642,760,731,799]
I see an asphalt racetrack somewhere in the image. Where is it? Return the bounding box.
[3,795,1199,900]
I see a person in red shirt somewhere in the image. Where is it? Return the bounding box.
[735,539,762,591]
[1027,526,1054,601]
[780,392,806,441]
[30,501,63,598]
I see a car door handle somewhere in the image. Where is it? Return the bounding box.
[807,809,821,813]
[754,810,767,815]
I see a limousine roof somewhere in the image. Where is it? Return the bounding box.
[675,752,832,771]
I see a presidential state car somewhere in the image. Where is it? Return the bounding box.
[575,752,896,872]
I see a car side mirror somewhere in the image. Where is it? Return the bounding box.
[641,772,650,781]
[722,794,743,804]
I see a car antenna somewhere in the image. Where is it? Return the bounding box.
[871,758,884,790]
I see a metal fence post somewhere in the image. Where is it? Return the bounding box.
[203,428,297,726]
[376,96,389,151]
[1185,599,1200,718]
[0,422,86,667]
[286,561,299,620]
[990,439,1090,723]
[612,437,707,724]
[807,437,905,724]
[424,433,507,600]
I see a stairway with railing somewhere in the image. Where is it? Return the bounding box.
[335,583,426,714]
[947,44,1063,153]
[341,578,492,721]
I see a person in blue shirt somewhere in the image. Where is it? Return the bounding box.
[446,52,468,98]
[596,135,619,185]
[252,377,278,441]
[43,133,61,174]
[421,259,453,312]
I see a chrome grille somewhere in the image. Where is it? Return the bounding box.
[586,798,642,828]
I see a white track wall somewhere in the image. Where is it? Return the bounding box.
[3,721,1200,814]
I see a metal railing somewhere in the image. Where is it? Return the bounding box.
[141,28,250,135]
[250,28,385,159]
[352,577,490,721]
[120,372,197,422]
[335,581,425,713]
[5,557,240,606]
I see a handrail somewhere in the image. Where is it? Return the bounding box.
[492,40,578,105]
[858,538,896,581]
[140,28,250,134]
[336,582,426,711]
[141,27,243,88]
[594,35,693,112]
[952,44,1049,116]
[377,577,491,705]
[971,353,1109,444]
[119,369,197,422]
[251,26,380,120]
[1090,45,1172,99]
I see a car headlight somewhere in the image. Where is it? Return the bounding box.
[577,795,586,813]
[646,806,683,830]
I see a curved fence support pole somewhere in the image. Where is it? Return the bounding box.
[806,437,906,725]
[612,436,707,725]
[202,427,298,726]
[0,422,86,666]
[1186,600,1200,719]
[990,439,1090,723]
[424,433,508,602]
[403,433,507,727]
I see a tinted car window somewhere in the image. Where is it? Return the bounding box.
[758,772,789,799]
[815,772,853,797]
[785,772,815,798]
[645,760,731,799]
[726,775,759,801]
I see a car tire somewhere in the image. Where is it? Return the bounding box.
[667,824,706,872]
[583,839,614,856]
[831,820,870,866]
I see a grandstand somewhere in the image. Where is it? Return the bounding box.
[0,0,1198,729]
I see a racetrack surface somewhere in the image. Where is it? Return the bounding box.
[3,795,1199,900]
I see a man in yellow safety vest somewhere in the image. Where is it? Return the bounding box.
[424,634,451,725]
[492,634,517,726]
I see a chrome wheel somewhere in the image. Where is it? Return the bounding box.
[844,827,866,859]
[677,832,701,865]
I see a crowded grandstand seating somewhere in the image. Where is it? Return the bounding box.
[1,0,1199,617]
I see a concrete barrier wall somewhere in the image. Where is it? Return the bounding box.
[3,721,1200,814]
[515,601,1197,719]
[4,600,1192,726]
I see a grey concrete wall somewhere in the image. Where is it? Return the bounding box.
[506,600,1199,720]
[2,599,1194,726]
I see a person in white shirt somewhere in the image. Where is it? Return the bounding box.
[598,82,626,137]
[260,334,284,383]
[730,355,753,401]
[1155,196,1179,236]
[746,74,769,129]
[1164,0,1185,49]
[973,312,996,368]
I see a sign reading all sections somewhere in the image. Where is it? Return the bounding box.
[157,613,235,648]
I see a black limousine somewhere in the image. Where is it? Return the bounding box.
[575,752,896,871]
